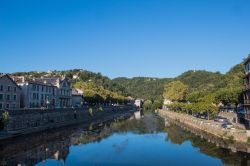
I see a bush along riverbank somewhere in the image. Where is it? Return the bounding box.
[157,109,250,153]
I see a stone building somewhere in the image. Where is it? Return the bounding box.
[0,74,21,110]
[243,55,250,127]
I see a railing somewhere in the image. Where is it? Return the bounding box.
[244,100,250,104]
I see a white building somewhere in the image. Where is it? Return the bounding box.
[134,99,143,108]
[15,77,72,108]
[72,88,83,107]
[15,78,57,108]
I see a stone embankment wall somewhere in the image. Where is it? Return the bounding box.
[158,110,250,144]
[0,105,135,137]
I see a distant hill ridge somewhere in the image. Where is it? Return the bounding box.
[10,62,244,100]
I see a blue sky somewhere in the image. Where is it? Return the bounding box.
[0,0,250,78]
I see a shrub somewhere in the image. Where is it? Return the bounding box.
[2,111,9,122]
[98,106,103,112]
[88,108,93,117]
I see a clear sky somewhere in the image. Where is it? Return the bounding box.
[0,0,250,78]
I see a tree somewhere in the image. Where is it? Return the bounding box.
[163,81,188,102]
[143,100,153,110]
[187,91,204,103]
[215,88,242,106]
[152,100,163,110]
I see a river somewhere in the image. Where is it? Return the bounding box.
[0,111,249,166]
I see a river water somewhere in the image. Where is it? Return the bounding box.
[0,112,249,166]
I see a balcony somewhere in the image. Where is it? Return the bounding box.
[243,84,250,91]
[244,100,250,104]
[245,114,250,120]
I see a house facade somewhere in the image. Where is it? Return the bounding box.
[243,55,250,127]
[134,99,143,108]
[15,77,72,108]
[72,88,83,107]
[16,77,57,108]
[0,74,21,110]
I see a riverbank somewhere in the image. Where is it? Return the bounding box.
[0,105,136,140]
[157,109,250,153]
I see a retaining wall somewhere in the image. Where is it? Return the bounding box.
[0,105,135,138]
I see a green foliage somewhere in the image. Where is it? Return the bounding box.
[74,81,127,104]
[214,88,241,105]
[112,77,171,100]
[11,61,245,105]
[143,100,153,110]
[175,70,224,93]
[163,81,188,102]
[186,92,205,103]
[98,106,103,112]
[88,108,93,117]
[152,100,163,111]
[2,111,9,122]
[167,102,218,116]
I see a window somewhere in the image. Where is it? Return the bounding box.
[6,104,9,109]
[37,85,39,92]
[32,84,36,91]
[6,95,10,101]
[7,86,10,91]
[14,87,17,92]
[33,93,37,100]
[42,86,44,92]
[13,104,16,109]
[0,94,3,100]
[0,103,2,109]
[0,85,3,91]
[13,95,17,101]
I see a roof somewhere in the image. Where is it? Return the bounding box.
[34,78,59,86]
[0,74,22,89]
[26,80,57,87]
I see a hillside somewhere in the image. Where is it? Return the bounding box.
[111,77,171,100]
[10,62,245,102]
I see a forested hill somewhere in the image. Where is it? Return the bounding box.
[11,62,244,101]
[111,77,171,100]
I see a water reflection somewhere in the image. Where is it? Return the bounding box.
[0,112,249,166]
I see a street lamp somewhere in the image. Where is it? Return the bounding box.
[46,99,50,109]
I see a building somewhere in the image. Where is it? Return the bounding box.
[34,77,72,108]
[243,55,250,127]
[15,77,57,108]
[14,76,72,108]
[0,74,21,110]
[72,88,83,107]
[163,99,173,110]
[134,99,143,108]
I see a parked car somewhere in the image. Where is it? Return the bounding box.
[214,116,228,123]
[221,122,233,129]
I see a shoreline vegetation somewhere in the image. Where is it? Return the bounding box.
[157,109,250,153]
